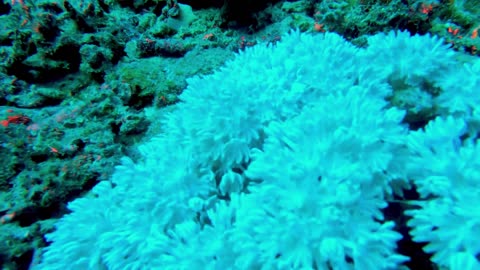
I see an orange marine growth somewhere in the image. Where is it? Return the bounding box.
[0,115,31,127]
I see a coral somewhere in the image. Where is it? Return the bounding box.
[406,116,480,270]
[35,29,480,270]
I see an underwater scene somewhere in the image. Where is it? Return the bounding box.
[0,0,479,269]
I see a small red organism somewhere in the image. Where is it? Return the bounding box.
[420,3,433,15]
[0,115,31,127]
[314,22,325,32]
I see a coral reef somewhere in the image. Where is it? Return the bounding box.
[0,0,479,268]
